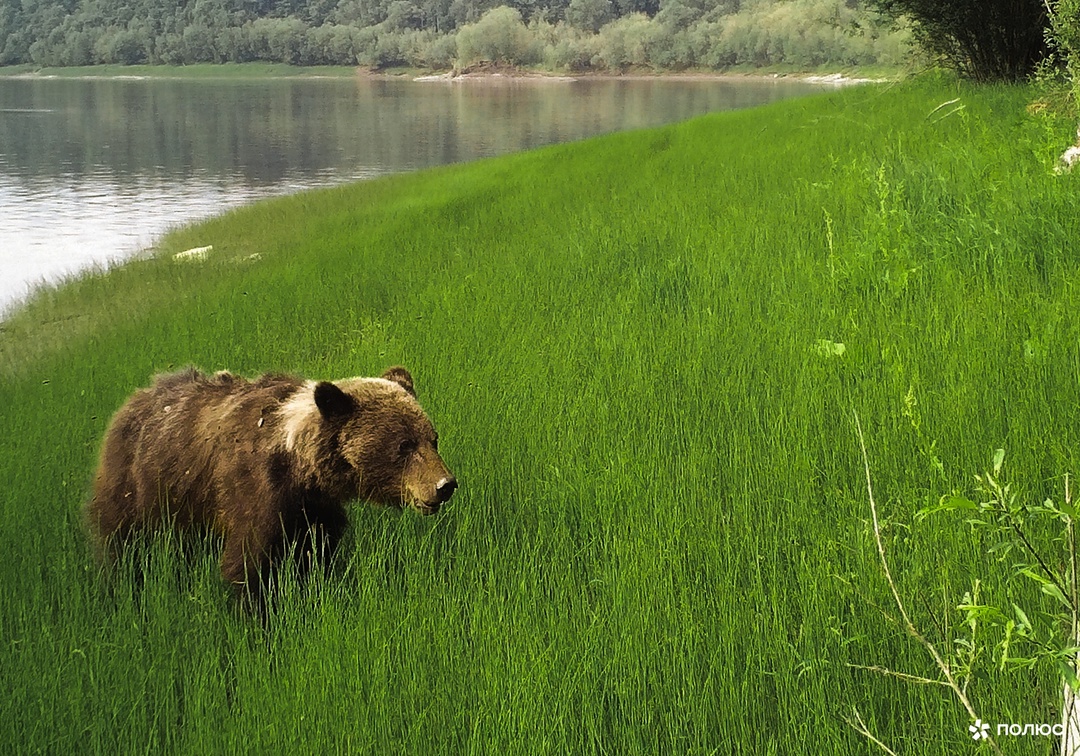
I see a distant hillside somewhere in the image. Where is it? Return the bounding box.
[0,0,911,71]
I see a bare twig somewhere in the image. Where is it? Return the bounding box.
[1062,474,1079,756]
[1044,0,1057,24]
[847,663,951,686]
[833,573,903,629]
[847,707,900,756]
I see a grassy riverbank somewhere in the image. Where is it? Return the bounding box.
[3,75,1080,753]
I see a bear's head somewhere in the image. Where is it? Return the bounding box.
[307,367,457,515]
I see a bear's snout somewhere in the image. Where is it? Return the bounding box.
[435,476,458,503]
[411,474,457,515]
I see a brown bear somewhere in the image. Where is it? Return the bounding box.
[85,365,456,604]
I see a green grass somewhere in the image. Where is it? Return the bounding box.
[3,74,1080,753]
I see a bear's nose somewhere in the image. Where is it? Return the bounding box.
[435,476,458,503]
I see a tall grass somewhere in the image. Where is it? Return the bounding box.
[2,74,1080,753]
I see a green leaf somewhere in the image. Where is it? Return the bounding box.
[814,339,845,357]
[937,494,977,511]
[1022,570,1072,608]
[1059,659,1080,692]
[1013,604,1032,630]
[1042,582,1071,608]
[993,448,1005,475]
[957,602,1009,626]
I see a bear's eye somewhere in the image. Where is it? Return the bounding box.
[398,439,418,459]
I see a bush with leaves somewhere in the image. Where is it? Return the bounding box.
[926,453,1079,682]
[1046,0,1080,111]
[1028,1,1080,171]
[540,22,597,69]
[593,12,669,69]
[309,24,365,65]
[454,6,539,67]
[851,412,1080,753]
[869,0,1049,81]
[93,27,151,65]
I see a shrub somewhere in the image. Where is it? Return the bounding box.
[870,0,1049,81]
[308,24,361,65]
[1047,0,1080,109]
[541,21,598,69]
[454,6,539,66]
[593,12,664,69]
[246,17,311,64]
[182,25,218,63]
[703,0,905,69]
[93,27,150,65]
[420,30,458,67]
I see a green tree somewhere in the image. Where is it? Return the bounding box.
[182,24,219,61]
[593,11,663,68]
[454,5,538,65]
[263,16,310,63]
[870,0,1048,80]
[385,0,425,30]
[94,27,150,64]
[566,0,613,31]
[0,0,917,70]
[308,23,360,63]
[655,0,704,31]
[333,0,391,28]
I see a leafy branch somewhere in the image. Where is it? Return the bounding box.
[850,408,1002,754]
[853,401,1080,752]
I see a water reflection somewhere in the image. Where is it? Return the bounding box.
[0,75,822,312]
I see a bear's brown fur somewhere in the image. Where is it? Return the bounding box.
[85,366,456,603]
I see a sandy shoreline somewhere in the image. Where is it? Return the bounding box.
[408,69,883,86]
[0,65,887,86]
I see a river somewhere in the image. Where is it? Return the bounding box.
[0,73,825,313]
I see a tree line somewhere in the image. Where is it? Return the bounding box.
[0,0,911,71]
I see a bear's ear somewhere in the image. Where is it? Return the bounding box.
[314,381,355,419]
[381,366,415,397]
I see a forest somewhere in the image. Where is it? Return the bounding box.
[0,0,911,71]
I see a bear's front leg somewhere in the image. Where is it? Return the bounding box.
[291,504,349,579]
[220,526,278,610]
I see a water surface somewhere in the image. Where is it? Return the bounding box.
[0,75,823,313]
